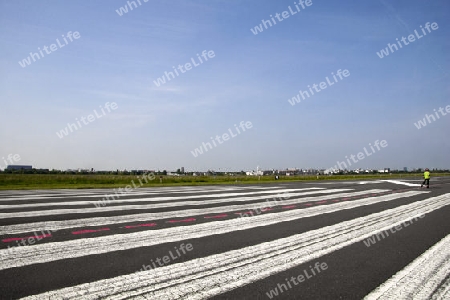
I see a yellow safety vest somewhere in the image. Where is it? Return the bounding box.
[424,171,430,179]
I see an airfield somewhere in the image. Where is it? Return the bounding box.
[0,177,449,299]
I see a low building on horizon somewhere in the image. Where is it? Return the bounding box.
[6,165,32,170]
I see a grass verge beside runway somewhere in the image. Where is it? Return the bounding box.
[0,173,449,190]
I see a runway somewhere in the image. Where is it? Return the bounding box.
[0,178,449,299]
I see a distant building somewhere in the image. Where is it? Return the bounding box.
[403,167,408,172]
[246,170,263,176]
[6,165,32,170]
[181,167,184,173]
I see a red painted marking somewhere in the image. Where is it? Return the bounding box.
[332,199,341,202]
[72,228,110,235]
[124,223,157,229]
[342,198,349,200]
[282,205,296,209]
[2,234,52,243]
[261,208,273,211]
[304,203,313,206]
[2,237,25,242]
[315,200,327,204]
[166,218,196,223]
[204,214,228,219]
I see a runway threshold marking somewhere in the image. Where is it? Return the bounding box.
[0,191,427,270]
[0,188,428,240]
[20,194,450,299]
[49,189,411,236]
[0,189,390,235]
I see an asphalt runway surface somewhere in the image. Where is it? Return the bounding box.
[0,177,449,299]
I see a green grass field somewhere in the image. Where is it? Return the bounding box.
[0,173,448,190]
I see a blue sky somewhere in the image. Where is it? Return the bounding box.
[0,0,449,171]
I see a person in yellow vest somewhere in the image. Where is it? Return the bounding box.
[421,168,430,188]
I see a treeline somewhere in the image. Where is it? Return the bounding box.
[0,169,161,175]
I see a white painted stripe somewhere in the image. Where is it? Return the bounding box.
[19,193,450,299]
[433,277,450,300]
[0,188,322,208]
[0,190,424,270]
[0,186,280,202]
[0,189,388,234]
[399,180,428,182]
[364,234,450,300]
[0,189,344,219]
[381,180,421,187]
[309,181,381,185]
